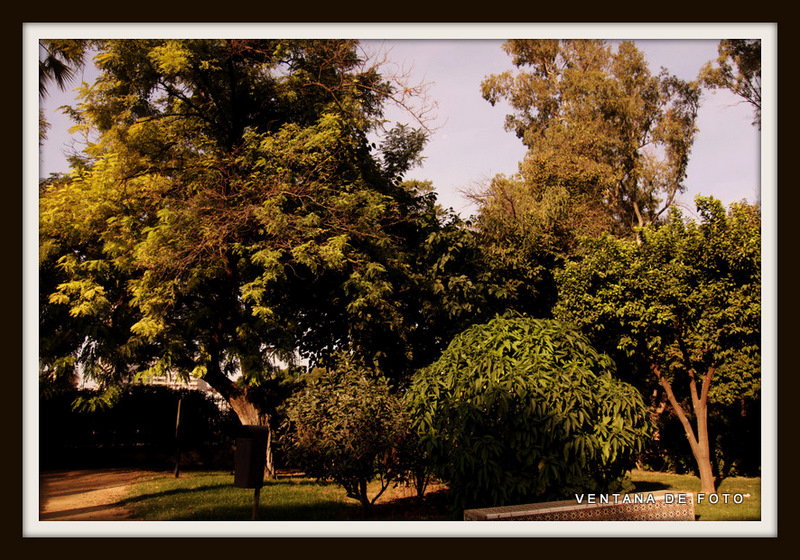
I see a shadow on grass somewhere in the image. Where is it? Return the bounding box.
[630,480,670,492]
[119,476,459,521]
[160,500,362,522]
[119,483,233,505]
[116,479,367,521]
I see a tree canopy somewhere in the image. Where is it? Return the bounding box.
[39,39,468,472]
[554,197,761,493]
[478,39,700,243]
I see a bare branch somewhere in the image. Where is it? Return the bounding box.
[358,41,440,134]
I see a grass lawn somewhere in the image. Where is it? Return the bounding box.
[629,469,761,521]
[120,469,760,522]
[122,470,457,521]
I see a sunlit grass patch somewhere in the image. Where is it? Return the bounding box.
[123,471,359,521]
[629,469,760,521]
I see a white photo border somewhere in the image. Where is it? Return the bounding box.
[23,21,778,538]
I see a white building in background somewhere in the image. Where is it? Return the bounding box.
[75,367,229,410]
[142,374,230,409]
[72,347,307,410]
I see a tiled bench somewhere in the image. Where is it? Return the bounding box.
[464,491,695,521]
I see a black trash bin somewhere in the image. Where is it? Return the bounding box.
[233,425,270,489]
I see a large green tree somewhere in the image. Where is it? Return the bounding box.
[554,197,761,493]
[478,40,700,244]
[39,39,446,474]
[467,40,701,321]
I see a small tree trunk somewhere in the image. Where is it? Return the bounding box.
[694,445,716,495]
[414,469,429,500]
[264,425,274,479]
[653,364,717,494]
[358,479,374,518]
[690,390,716,494]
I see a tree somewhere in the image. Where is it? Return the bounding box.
[280,356,410,516]
[478,40,700,242]
[39,39,435,476]
[39,40,90,143]
[407,313,651,509]
[466,172,586,319]
[377,185,518,374]
[554,197,761,494]
[39,40,89,98]
[699,39,761,129]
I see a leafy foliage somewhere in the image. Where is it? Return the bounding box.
[699,39,761,129]
[39,39,91,143]
[39,38,507,395]
[555,197,761,402]
[478,39,700,243]
[38,40,439,438]
[407,314,650,509]
[554,196,761,492]
[280,356,413,515]
[39,39,89,99]
[468,40,702,323]
[40,40,524,487]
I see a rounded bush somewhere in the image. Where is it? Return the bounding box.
[281,357,410,515]
[407,314,651,509]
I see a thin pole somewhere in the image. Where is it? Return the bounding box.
[174,397,182,478]
[252,487,260,520]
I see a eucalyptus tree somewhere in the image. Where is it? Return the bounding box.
[477,39,700,244]
[699,39,761,129]
[39,39,441,474]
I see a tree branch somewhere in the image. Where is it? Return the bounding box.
[651,363,699,449]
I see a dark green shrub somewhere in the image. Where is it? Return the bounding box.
[407,314,651,509]
[280,357,410,516]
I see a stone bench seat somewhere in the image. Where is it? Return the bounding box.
[463,490,695,521]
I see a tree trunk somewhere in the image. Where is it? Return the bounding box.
[358,479,374,518]
[653,364,717,494]
[414,468,429,500]
[203,360,276,479]
[690,383,716,495]
[227,392,276,479]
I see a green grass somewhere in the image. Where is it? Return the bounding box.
[121,471,457,521]
[629,469,761,521]
[119,469,761,522]
[122,471,359,521]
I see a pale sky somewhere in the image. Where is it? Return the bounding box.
[360,39,762,217]
[38,35,764,220]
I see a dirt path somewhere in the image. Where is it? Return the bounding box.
[39,468,155,521]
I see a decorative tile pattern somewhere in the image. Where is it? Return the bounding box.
[464,491,695,521]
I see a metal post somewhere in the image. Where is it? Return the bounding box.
[174,397,182,478]
[252,487,260,520]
